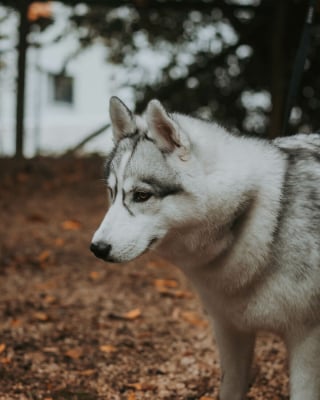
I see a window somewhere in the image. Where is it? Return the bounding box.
[49,73,74,105]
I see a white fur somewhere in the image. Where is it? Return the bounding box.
[91,99,320,400]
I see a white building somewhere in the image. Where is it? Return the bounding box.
[0,3,133,157]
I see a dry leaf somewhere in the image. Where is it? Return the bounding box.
[0,343,6,354]
[126,383,143,391]
[108,308,142,320]
[172,290,193,299]
[89,271,100,280]
[43,347,59,353]
[78,369,96,376]
[10,319,22,328]
[0,357,11,364]
[125,382,155,391]
[127,393,136,400]
[43,295,56,304]
[123,308,142,320]
[38,250,51,263]
[64,348,83,359]
[181,311,208,328]
[54,237,65,247]
[108,308,142,321]
[61,219,81,231]
[33,312,49,321]
[154,279,178,289]
[200,397,215,400]
[100,345,117,353]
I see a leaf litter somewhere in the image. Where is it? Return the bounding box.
[0,157,289,399]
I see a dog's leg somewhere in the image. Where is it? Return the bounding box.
[287,325,320,400]
[214,318,255,400]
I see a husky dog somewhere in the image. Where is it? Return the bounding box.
[91,97,320,400]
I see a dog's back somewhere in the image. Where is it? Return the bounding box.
[270,134,320,326]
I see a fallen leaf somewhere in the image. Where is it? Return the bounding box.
[154,279,178,289]
[181,311,208,328]
[33,312,49,321]
[122,308,142,320]
[108,308,142,321]
[43,347,59,353]
[38,250,51,264]
[0,357,11,364]
[0,343,6,354]
[54,237,65,246]
[10,319,22,328]
[89,271,100,280]
[172,290,193,299]
[61,219,82,231]
[100,345,117,353]
[200,397,215,400]
[125,383,155,391]
[126,383,143,391]
[43,295,56,304]
[64,348,83,360]
[127,393,136,400]
[78,369,96,376]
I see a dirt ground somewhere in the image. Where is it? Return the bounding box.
[0,156,289,400]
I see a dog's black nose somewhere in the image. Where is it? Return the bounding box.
[90,242,112,260]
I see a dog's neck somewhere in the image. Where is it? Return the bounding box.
[155,140,288,295]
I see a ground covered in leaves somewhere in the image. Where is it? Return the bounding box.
[0,156,289,400]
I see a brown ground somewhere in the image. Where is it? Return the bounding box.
[0,156,289,400]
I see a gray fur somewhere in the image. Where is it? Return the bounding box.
[92,100,320,400]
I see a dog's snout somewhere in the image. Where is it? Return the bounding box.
[90,242,112,261]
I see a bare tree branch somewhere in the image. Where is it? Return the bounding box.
[67,123,110,154]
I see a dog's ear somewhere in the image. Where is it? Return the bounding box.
[109,96,136,142]
[146,100,189,160]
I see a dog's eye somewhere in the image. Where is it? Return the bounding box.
[133,191,152,203]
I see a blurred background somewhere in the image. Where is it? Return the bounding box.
[0,0,319,158]
[0,2,320,397]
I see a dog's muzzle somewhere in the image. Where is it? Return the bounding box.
[90,242,113,262]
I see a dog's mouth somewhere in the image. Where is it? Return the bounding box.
[139,237,159,258]
[122,237,160,262]
[148,237,159,248]
[98,238,160,264]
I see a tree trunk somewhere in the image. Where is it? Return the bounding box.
[268,0,286,139]
[15,1,29,158]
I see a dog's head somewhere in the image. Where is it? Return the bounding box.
[90,97,202,263]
